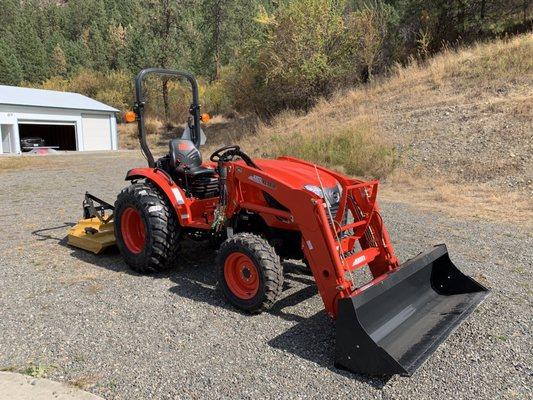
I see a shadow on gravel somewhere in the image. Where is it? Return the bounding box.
[267,311,390,388]
[36,229,390,387]
[167,255,323,322]
[31,223,128,273]
[167,254,389,387]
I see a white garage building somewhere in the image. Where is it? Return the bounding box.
[0,85,119,154]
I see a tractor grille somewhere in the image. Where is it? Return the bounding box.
[328,202,340,218]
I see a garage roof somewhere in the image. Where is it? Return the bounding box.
[0,85,119,113]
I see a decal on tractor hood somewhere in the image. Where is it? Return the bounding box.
[248,175,276,189]
[171,188,185,205]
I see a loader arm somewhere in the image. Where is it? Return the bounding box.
[225,160,399,317]
[226,158,488,376]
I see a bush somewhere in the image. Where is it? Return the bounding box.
[31,69,237,122]
[229,0,395,115]
[35,69,133,112]
[202,75,234,115]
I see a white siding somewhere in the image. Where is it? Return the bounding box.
[82,114,112,151]
[1,125,18,153]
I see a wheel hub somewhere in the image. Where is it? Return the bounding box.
[224,253,259,300]
[120,206,146,254]
[241,266,252,280]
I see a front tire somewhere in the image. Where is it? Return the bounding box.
[217,233,283,313]
[114,181,180,273]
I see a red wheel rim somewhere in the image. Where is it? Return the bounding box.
[120,207,146,254]
[224,252,259,300]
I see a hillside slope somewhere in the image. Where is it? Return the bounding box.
[247,33,532,221]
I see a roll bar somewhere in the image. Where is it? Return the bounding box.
[133,68,202,167]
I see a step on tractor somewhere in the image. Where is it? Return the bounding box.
[67,69,488,376]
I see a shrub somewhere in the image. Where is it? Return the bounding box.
[35,69,133,112]
[229,0,395,115]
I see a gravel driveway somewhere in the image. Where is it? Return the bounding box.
[0,152,531,399]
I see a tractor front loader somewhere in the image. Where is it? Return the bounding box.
[67,69,488,376]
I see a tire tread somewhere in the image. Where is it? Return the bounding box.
[115,181,180,273]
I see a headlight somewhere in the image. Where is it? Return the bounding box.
[303,185,324,198]
[333,182,343,203]
[304,183,343,209]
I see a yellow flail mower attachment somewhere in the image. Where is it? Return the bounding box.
[67,193,116,254]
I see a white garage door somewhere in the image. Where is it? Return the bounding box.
[82,114,111,150]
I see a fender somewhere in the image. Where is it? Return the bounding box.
[126,167,192,225]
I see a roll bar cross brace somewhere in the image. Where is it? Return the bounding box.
[133,68,202,167]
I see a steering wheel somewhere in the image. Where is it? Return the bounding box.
[209,145,259,169]
[209,145,240,162]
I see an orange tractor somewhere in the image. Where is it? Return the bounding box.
[69,69,488,375]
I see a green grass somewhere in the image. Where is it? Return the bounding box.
[269,118,398,178]
[22,363,55,378]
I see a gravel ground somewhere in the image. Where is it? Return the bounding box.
[0,152,531,399]
[382,97,533,192]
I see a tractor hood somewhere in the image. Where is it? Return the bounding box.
[253,158,339,190]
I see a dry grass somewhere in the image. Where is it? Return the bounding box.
[382,170,533,228]
[68,374,99,390]
[119,114,260,158]
[0,155,69,172]
[118,117,166,150]
[264,115,397,178]
[256,33,532,138]
[367,33,532,110]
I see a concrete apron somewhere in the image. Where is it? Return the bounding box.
[0,372,104,400]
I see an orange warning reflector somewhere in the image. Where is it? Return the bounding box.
[124,111,136,123]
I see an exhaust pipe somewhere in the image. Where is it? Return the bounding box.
[335,244,488,376]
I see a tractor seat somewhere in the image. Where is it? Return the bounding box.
[169,139,215,178]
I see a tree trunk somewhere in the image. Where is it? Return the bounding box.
[162,78,170,125]
[479,0,486,35]
[214,0,222,81]
[161,0,171,125]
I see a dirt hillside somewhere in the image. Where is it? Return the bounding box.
[249,33,532,222]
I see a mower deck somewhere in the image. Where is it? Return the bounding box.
[67,216,115,254]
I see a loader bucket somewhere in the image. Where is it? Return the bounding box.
[335,244,488,376]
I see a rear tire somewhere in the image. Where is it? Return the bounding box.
[217,233,283,313]
[114,181,180,273]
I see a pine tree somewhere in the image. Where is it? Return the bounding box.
[0,38,24,85]
[0,0,20,35]
[51,44,68,76]
[201,0,225,80]
[64,38,91,74]
[108,24,127,70]
[141,0,190,122]
[200,0,262,80]
[13,11,48,83]
[87,22,108,71]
